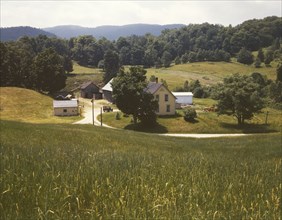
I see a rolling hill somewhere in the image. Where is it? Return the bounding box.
[43,23,185,40]
[0,87,80,123]
[0,26,56,41]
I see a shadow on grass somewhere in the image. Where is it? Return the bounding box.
[184,118,199,124]
[124,122,168,133]
[220,122,278,133]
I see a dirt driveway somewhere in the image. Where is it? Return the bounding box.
[73,98,115,128]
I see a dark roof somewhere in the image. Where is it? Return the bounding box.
[144,82,163,94]
[145,82,176,99]
[80,81,96,90]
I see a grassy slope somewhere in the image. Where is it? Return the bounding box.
[64,62,103,91]
[0,87,81,124]
[66,60,278,92]
[0,120,281,219]
[146,61,278,90]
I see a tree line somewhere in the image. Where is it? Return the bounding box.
[1,16,281,93]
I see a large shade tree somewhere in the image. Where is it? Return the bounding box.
[111,66,158,125]
[215,74,264,125]
[33,48,66,93]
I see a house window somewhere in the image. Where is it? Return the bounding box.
[156,94,159,101]
[166,105,170,112]
[63,109,67,113]
[165,94,169,102]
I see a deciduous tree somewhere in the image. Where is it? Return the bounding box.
[112,66,158,125]
[216,74,264,125]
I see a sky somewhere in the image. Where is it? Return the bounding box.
[1,0,281,28]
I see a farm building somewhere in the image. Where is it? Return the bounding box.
[102,78,176,115]
[145,79,176,115]
[172,92,193,106]
[102,79,114,103]
[80,82,102,99]
[53,99,79,116]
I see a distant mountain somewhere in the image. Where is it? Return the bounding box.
[0,26,56,41]
[43,24,185,40]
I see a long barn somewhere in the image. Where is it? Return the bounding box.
[53,99,79,116]
[172,92,193,105]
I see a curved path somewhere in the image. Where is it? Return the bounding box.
[74,99,249,138]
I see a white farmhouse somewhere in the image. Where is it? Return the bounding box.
[53,99,79,116]
[172,92,193,106]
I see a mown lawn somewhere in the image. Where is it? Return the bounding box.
[0,120,281,219]
[102,98,282,134]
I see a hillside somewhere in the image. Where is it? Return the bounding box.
[1,120,281,219]
[0,26,56,41]
[43,24,185,40]
[0,87,80,123]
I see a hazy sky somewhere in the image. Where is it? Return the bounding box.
[1,0,281,28]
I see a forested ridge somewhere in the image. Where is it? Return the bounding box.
[1,16,281,93]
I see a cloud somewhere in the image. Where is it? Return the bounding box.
[1,0,281,28]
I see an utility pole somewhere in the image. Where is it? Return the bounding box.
[265,111,269,125]
[100,107,103,126]
[91,95,95,125]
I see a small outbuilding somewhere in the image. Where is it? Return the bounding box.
[53,99,79,116]
[172,92,193,106]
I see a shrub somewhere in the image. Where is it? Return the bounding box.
[184,108,197,122]
[115,112,121,120]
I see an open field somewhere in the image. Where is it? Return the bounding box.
[0,87,81,124]
[0,120,281,219]
[72,62,103,75]
[146,61,278,90]
[67,60,279,93]
[64,62,104,91]
[102,98,282,134]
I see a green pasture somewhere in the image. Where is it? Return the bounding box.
[146,61,278,90]
[0,87,81,124]
[64,62,103,91]
[1,120,281,219]
[72,61,103,75]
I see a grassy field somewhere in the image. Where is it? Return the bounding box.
[102,98,282,134]
[64,62,104,92]
[0,120,281,219]
[146,61,278,90]
[72,62,103,75]
[0,87,81,124]
[66,60,278,92]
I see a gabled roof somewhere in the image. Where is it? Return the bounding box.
[102,78,114,92]
[53,99,78,108]
[80,81,97,90]
[145,82,176,99]
[145,82,163,94]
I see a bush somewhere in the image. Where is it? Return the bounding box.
[184,108,197,122]
[115,112,121,120]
